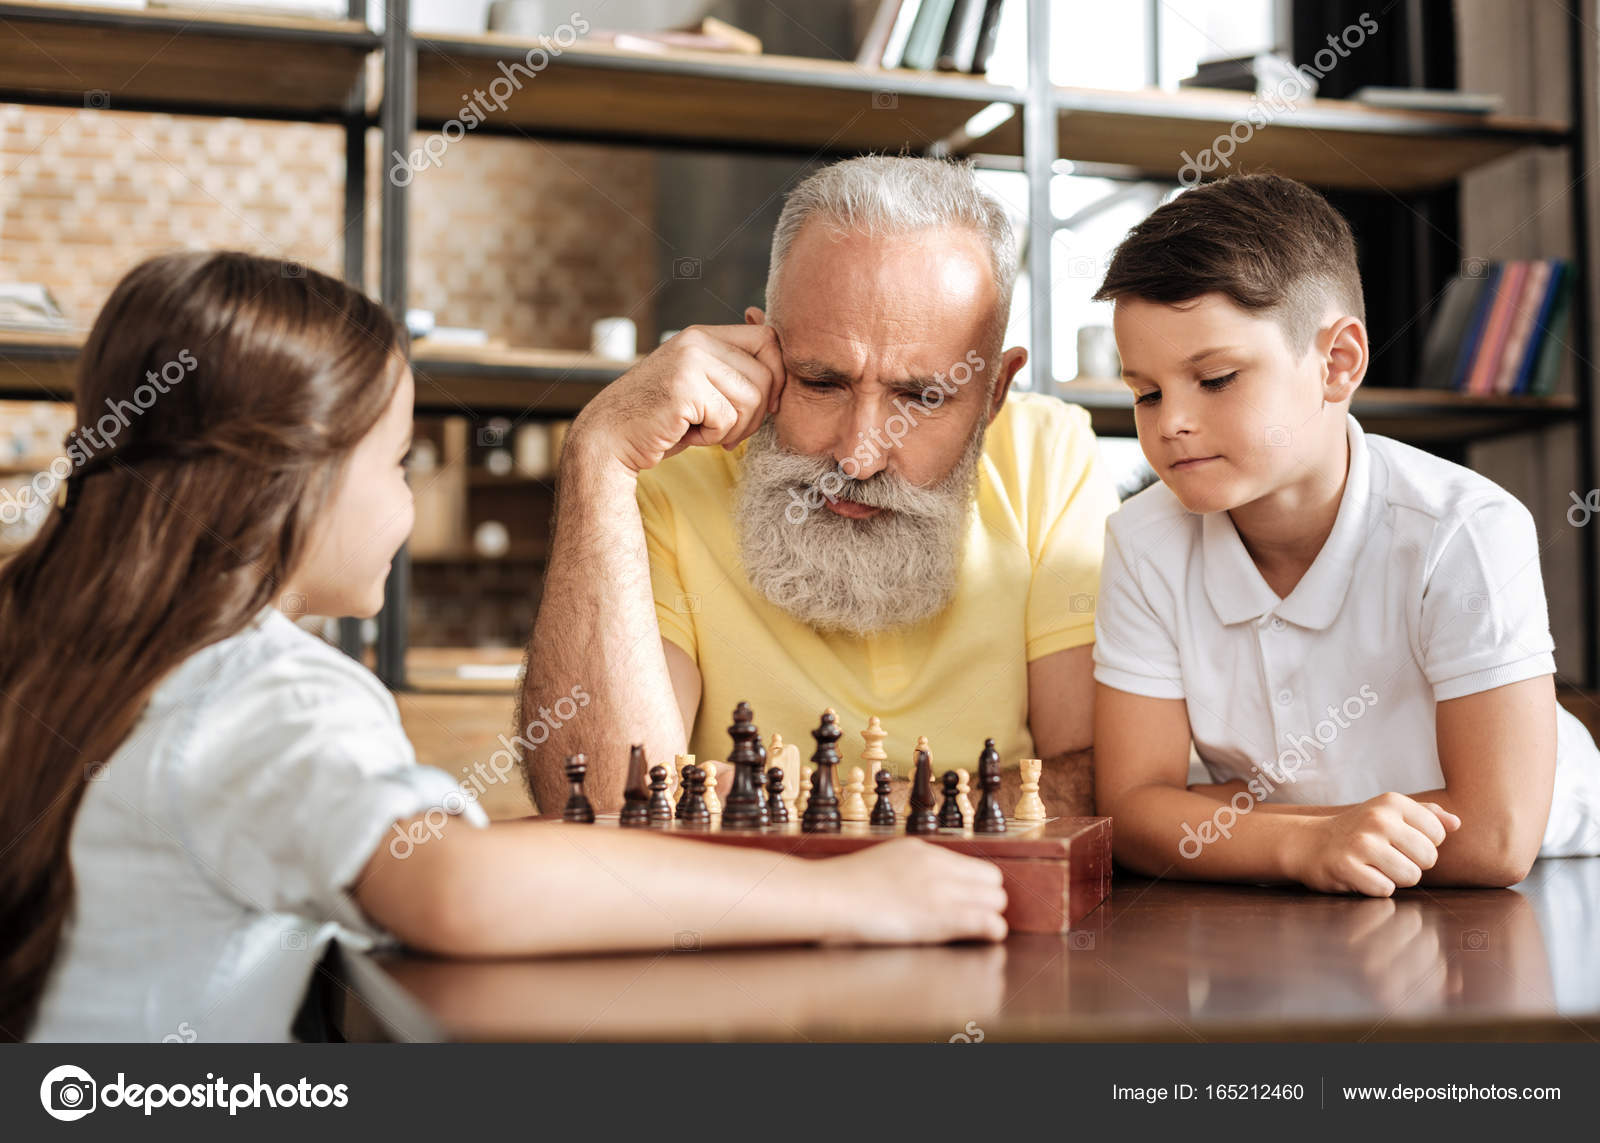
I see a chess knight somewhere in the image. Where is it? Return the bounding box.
[517,156,1119,820]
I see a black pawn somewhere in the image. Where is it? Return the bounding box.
[755,738,771,827]
[619,744,651,827]
[972,737,1006,834]
[766,767,789,824]
[869,769,896,826]
[561,754,595,823]
[721,702,767,829]
[938,770,965,829]
[906,747,938,835]
[647,764,674,823]
[801,710,843,833]
[679,764,711,826]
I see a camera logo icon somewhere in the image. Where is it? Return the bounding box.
[672,257,702,280]
[871,91,898,110]
[673,929,701,952]
[40,1064,97,1121]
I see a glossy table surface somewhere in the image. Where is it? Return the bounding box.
[337,856,1600,1042]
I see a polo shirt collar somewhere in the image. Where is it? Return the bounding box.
[1202,413,1370,630]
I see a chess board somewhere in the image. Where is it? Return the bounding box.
[564,814,1112,934]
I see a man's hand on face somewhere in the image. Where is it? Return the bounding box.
[570,324,787,476]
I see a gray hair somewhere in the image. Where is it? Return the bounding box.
[764,156,1018,353]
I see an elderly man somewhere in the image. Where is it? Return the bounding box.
[517,156,1119,815]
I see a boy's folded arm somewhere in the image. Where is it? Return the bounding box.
[1094,684,1318,883]
[1204,678,1554,886]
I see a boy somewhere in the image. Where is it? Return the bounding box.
[1090,172,1600,895]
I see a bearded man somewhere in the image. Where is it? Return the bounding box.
[517,156,1120,816]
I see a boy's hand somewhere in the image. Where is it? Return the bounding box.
[1287,792,1461,896]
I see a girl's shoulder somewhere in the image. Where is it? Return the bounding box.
[148,608,398,727]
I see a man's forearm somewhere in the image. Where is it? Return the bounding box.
[518,437,687,814]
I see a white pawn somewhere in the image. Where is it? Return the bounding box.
[840,766,869,821]
[770,733,801,818]
[956,769,975,820]
[703,759,721,816]
[1014,757,1048,822]
[796,764,815,815]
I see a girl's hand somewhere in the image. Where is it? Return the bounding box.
[813,837,1008,945]
[1286,793,1461,896]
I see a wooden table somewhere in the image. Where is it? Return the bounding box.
[333,856,1600,1042]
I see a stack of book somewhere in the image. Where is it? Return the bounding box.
[856,0,1007,75]
[1417,260,1573,395]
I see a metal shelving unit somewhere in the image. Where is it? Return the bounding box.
[0,0,1594,684]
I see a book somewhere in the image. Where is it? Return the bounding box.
[1417,274,1490,390]
[1492,259,1553,394]
[881,0,923,69]
[1464,260,1527,395]
[1526,265,1574,397]
[901,0,957,71]
[936,0,988,72]
[855,0,903,67]
[1350,87,1504,115]
[1514,261,1567,394]
[971,0,1006,74]
[1450,263,1502,392]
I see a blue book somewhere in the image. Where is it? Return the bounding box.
[1450,262,1502,392]
[1513,259,1567,394]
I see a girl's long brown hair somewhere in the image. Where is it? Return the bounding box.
[0,251,405,1039]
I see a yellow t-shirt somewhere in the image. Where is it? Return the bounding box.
[636,391,1119,777]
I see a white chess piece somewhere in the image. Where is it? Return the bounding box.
[703,759,721,816]
[796,764,815,815]
[1014,757,1048,821]
[956,768,975,819]
[781,743,801,816]
[840,766,869,821]
[860,716,888,785]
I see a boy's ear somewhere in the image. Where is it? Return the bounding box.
[1320,316,1368,403]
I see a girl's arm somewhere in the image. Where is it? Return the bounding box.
[352,819,1008,957]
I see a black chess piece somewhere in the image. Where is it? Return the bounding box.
[561,754,595,823]
[972,737,1006,834]
[680,763,711,826]
[869,769,896,826]
[906,747,938,835]
[619,744,652,827]
[765,767,789,824]
[647,764,674,823]
[721,702,767,829]
[938,770,965,829]
[755,736,770,827]
[801,709,843,833]
[674,759,691,820]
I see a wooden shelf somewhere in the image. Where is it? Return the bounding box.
[415,34,1024,156]
[412,34,1565,186]
[1040,85,1568,191]
[0,329,79,401]
[1057,378,1583,444]
[0,1,377,121]
[410,342,632,416]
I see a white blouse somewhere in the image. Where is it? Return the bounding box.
[30,609,487,1042]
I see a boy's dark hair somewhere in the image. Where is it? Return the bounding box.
[1093,173,1365,353]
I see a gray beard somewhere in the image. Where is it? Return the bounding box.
[733,418,985,637]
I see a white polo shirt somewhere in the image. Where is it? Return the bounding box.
[1093,413,1600,858]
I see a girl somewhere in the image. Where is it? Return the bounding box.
[0,252,1006,1043]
